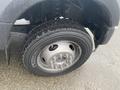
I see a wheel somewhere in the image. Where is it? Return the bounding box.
[23,20,93,76]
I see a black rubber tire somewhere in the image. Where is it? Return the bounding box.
[23,20,93,76]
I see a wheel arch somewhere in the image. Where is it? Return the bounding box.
[10,0,113,46]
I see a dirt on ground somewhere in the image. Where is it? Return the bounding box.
[0,25,120,90]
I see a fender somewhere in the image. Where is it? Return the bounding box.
[0,0,119,50]
[0,0,45,50]
[95,0,120,26]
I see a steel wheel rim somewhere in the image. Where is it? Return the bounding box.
[37,40,82,73]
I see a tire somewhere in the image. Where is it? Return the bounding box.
[23,20,93,76]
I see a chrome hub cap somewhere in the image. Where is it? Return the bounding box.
[37,40,82,73]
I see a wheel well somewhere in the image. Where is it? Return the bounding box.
[11,0,112,45]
